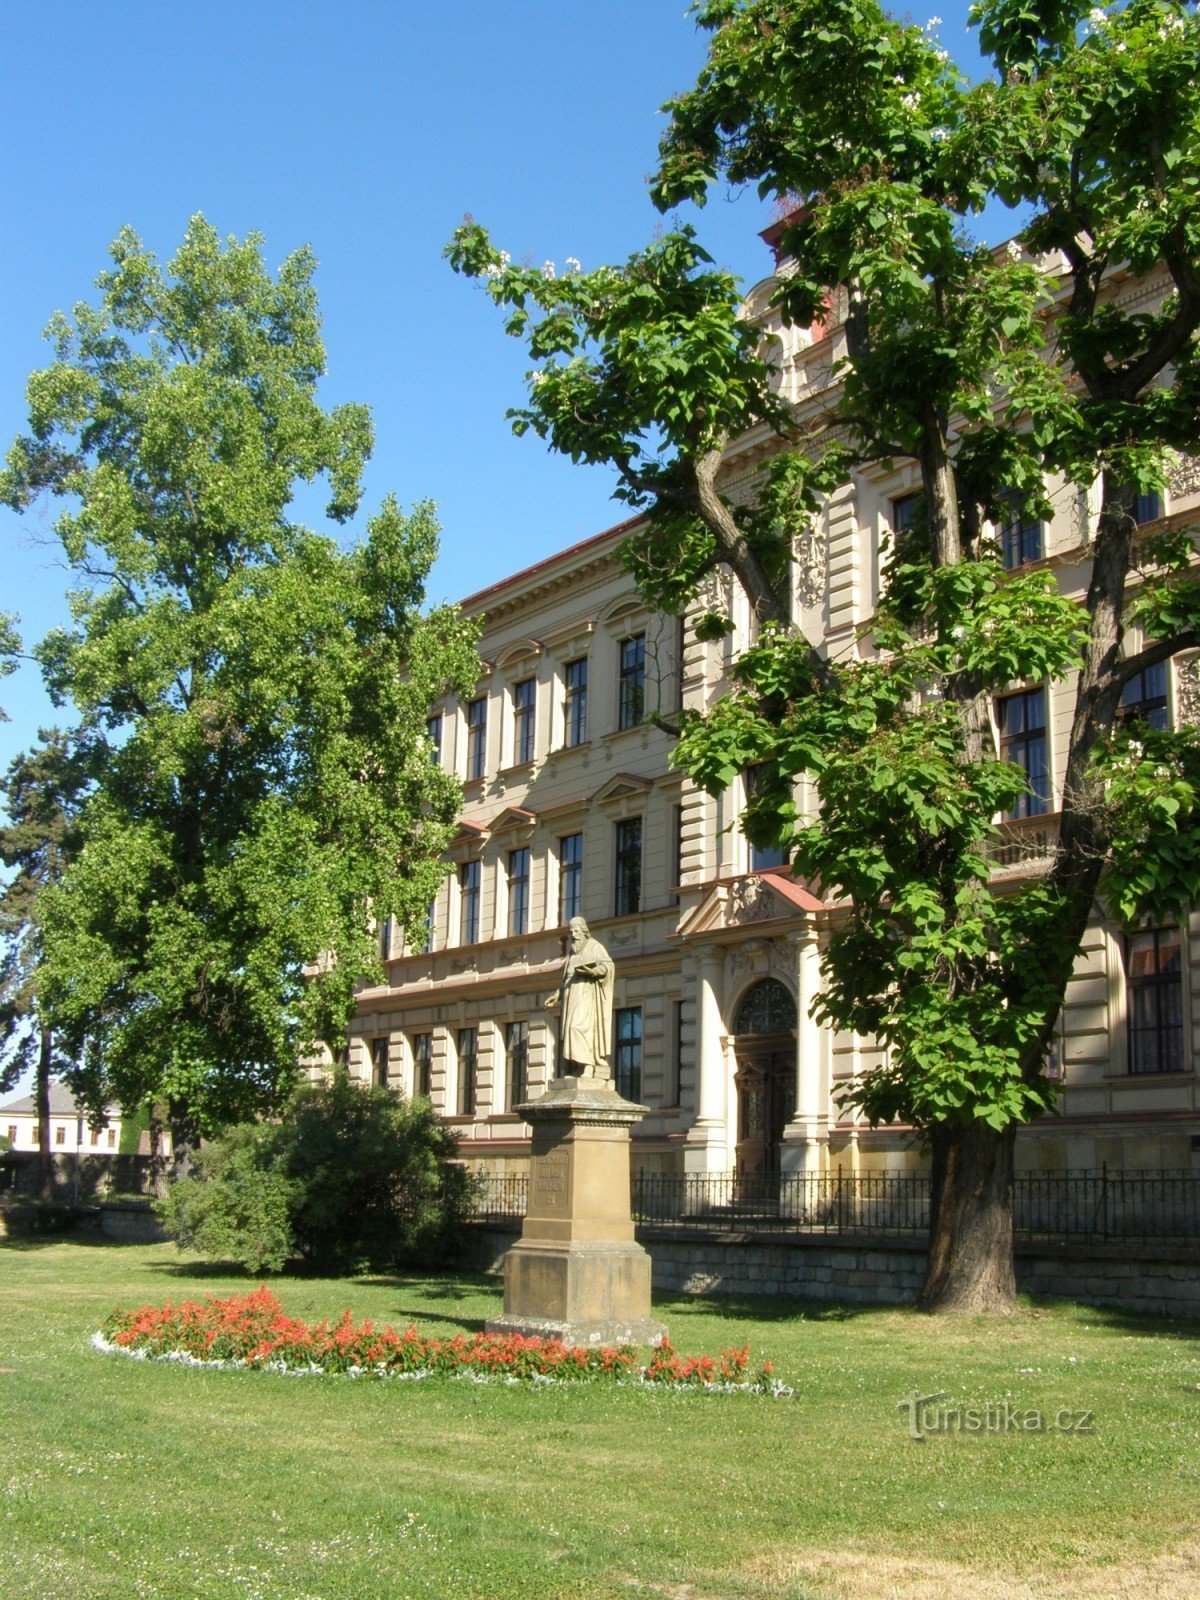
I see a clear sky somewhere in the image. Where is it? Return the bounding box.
[0,0,992,777]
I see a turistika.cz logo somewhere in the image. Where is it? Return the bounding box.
[898,1391,1095,1440]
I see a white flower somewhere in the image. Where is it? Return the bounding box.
[1086,6,1108,30]
[1005,239,1023,262]
[542,260,556,279]
[925,17,943,30]
[565,256,581,273]
[902,92,920,112]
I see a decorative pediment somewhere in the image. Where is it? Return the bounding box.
[597,595,645,630]
[448,818,488,859]
[489,805,538,838]
[589,773,654,808]
[493,638,543,669]
[679,870,823,938]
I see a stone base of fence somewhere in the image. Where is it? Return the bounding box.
[97,1199,168,1243]
[461,1222,1200,1320]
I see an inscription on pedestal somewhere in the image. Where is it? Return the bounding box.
[530,1147,569,1212]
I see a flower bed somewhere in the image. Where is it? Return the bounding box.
[95,1287,787,1393]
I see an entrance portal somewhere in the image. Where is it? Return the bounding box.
[731,979,797,1181]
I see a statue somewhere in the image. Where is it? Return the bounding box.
[544,916,614,1080]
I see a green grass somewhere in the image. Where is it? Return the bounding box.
[1,1240,1198,1600]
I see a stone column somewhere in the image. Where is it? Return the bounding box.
[780,922,827,1179]
[682,950,729,1175]
[487,1075,668,1347]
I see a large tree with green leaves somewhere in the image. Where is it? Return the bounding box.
[450,0,1200,1311]
[2,217,479,1151]
[0,730,89,1197]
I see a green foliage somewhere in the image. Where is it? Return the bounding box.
[156,1077,474,1275]
[452,0,1200,1172]
[0,613,18,722]
[2,218,480,1129]
[156,1124,296,1275]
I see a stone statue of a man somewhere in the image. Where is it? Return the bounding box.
[545,917,614,1080]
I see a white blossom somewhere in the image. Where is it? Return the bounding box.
[542,260,556,279]
[1005,239,1023,262]
[925,16,943,30]
[565,256,581,273]
[902,92,920,112]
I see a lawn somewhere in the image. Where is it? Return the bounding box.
[1,1239,1198,1600]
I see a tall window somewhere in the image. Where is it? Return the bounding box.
[371,1037,390,1088]
[998,687,1049,819]
[426,713,443,767]
[466,696,487,781]
[746,766,786,871]
[564,657,588,746]
[998,491,1043,568]
[55,1125,65,1146]
[1127,928,1183,1075]
[559,833,583,924]
[507,847,530,936]
[1120,661,1169,730]
[512,678,535,765]
[891,491,925,541]
[459,860,481,944]
[1135,489,1162,524]
[411,1033,432,1099]
[456,1027,477,1116]
[614,1007,643,1102]
[505,1020,528,1112]
[669,999,686,1107]
[618,634,645,730]
[614,817,642,916]
[670,804,683,905]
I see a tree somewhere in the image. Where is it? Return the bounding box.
[0,614,18,721]
[1,217,480,1151]
[449,0,1200,1311]
[0,730,88,1198]
[157,1077,474,1275]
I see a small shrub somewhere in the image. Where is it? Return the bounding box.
[156,1078,471,1275]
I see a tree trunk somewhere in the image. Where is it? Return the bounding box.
[36,1025,53,1202]
[167,1098,198,1180]
[919,1122,1017,1314]
[148,1102,168,1198]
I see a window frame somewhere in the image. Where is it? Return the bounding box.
[1119,661,1169,731]
[504,1019,528,1113]
[617,633,646,731]
[998,490,1044,569]
[559,832,583,926]
[1126,927,1185,1076]
[997,685,1050,820]
[459,859,481,945]
[614,816,643,917]
[426,712,443,768]
[564,657,588,747]
[614,1006,643,1102]
[410,1032,432,1099]
[512,677,536,766]
[456,1026,478,1117]
[465,696,488,782]
[507,845,531,937]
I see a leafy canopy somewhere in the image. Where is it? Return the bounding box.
[2,217,480,1128]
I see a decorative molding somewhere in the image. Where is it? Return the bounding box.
[726,877,776,926]
[1169,454,1200,500]
[1176,651,1200,729]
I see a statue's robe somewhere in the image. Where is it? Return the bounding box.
[556,937,614,1072]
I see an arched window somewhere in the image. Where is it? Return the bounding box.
[733,978,797,1036]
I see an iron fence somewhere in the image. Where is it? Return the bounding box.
[465,1167,1200,1246]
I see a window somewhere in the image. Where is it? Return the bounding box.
[564,657,588,747]
[676,615,687,708]
[466,696,487,781]
[618,634,645,730]
[456,1027,477,1116]
[507,847,530,937]
[614,1007,643,1102]
[55,1125,65,1146]
[426,713,443,767]
[1128,928,1184,1075]
[411,1033,432,1099]
[6,1125,15,1144]
[1135,489,1162,524]
[107,1129,116,1149]
[998,687,1049,819]
[670,804,683,905]
[891,491,925,540]
[559,833,583,925]
[505,1020,528,1112]
[998,491,1043,568]
[614,817,642,916]
[378,914,392,962]
[668,1000,686,1107]
[371,1037,390,1088]
[1120,661,1169,731]
[512,678,535,765]
[746,766,786,871]
[459,859,481,944]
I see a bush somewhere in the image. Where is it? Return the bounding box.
[156,1079,473,1275]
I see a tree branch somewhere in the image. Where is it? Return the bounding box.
[1108,628,1200,693]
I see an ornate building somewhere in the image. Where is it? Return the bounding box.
[348,235,1200,1183]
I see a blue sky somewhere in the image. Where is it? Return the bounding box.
[0,1,992,775]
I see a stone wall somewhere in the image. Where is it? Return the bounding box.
[463,1222,1200,1320]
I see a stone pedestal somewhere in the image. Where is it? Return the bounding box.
[486,1075,668,1347]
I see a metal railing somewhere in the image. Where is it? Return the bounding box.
[465,1167,1200,1246]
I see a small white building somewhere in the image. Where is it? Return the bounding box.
[0,1080,121,1154]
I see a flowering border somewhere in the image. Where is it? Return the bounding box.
[94,1288,790,1395]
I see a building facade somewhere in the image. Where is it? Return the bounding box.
[348,240,1200,1183]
